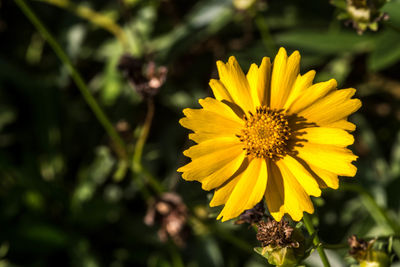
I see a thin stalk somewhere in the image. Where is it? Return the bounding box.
[34,0,129,50]
[341,183,400,234]
[323,243,348,250]
[303,213,331,267]
[383,21,400,34]
[341,183,400,258]
[15,0,127,159]
[133,98,155,172]
[254,14,277,54]
[168,242,185,267]
[132,98,164,194]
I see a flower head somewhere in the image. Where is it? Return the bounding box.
[178,47,361,222]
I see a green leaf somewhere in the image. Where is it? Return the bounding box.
[368,28,400,71]
[276,30,374,54]
[381,0,400,26]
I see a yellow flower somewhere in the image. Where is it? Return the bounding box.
[178,48,361,222]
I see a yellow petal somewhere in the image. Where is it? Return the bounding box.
[199,97,242,124]
[210,175,240,207]
[247,63,260,106]
[180,108,242,140]
[209,79,234,102]
[296,142,358,177]
[309,164,339,189]
[257,57,272,106]
[217,158,267,221]
[217,56,254,113]
[266,160,314,221]
[182,137,240,159]
[302,127,354,147]
[298,88,362,126]
[287,79,337,114]
[283,70,316,110]
[323,119,356,131]
[275,159,315,221]
[270,48,300,109]
[280,155,321,197]
[178,138,244,190]
[264,160,285,221]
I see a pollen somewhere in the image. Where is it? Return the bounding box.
[237,106,291,159]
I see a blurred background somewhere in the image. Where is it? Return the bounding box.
[1,0,400,266]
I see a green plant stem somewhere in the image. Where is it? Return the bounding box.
[341,183,400,234]
[15,0,127,159]
[303,213,331,267]
[341,183,400,258]
[132,98,164,194]
[133,98,154,172]
[254,14,276,54]
[34,0,129,50]
[168,242,185,267]
[323,243,348,250]
[383,21,400,34]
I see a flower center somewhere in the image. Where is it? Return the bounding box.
[237,106,291,159]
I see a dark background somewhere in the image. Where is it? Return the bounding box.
[1,0,400,266]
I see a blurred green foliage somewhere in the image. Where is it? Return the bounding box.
[1,0,400,266]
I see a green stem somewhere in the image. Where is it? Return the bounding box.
[303,213,331,267]
[133,98,155,172]
[131,98,164,194]
[34,0,129,50]
[341,183,399,234]
[15,0,127,159]
[323,243,348,250]
[383,21,400,34]
[341,183,400,258]
[168,242,185,267]
[254,14,277,54]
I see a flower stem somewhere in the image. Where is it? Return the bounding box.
[132,98,164,194]
[133,98,155,172]
[341,183,400,258]
[303,213,331,267]
[15,0,127,159]
[341,183,400,233]
[34,0,130,50]
[254,14,277,54]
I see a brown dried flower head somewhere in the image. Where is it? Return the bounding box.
[118,54,167,98]
[348,235,390,266]
[348,235,373,258]
[144,192,189,247]
[256,218,299,248]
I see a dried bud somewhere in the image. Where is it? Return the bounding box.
[331,0,389,34]
[254,219,305,266]
[256,219,299,248]
[118,54,167,98]
[348,235,372,258]
[235,201,265,225]
[348,235,390,267]
[144,193,189,247]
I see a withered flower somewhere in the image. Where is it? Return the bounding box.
[348,234,372,257]
[331,0,389,34]
[348,235,390,267]
[118,54,167,98]
[254,218,306,266]
[235,201,265,225]
[144,193,189,247]
[256,218,299,248]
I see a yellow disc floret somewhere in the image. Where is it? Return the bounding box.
[238,106,291,159]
